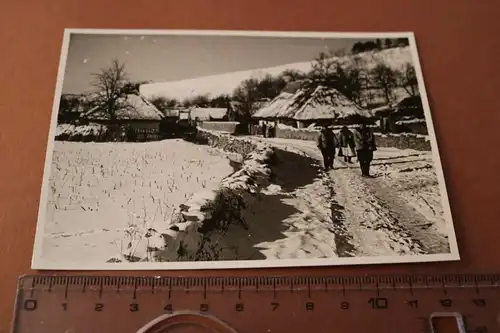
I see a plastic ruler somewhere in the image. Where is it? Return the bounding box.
[11,273,500,332]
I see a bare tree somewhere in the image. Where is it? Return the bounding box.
[332,47,349,57]
[90,59,128,121]
[209,94,231,108]
[279,69,307,83]
[371,63,397,104]
[309,51,339,84]
[182,94,211,107]
[344,66,364,104]
[58,94,83,124]
[122,80,151,95]
[232,77,261,117]
[396,63,419,97]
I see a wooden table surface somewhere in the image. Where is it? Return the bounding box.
[1,0,500,331]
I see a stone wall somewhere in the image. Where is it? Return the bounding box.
[194,128,259,157]
[274,126,431,151]
[375,133,431,151]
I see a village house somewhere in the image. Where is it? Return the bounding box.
[252,81,372,129]
[372,94,426,134]
[83,93,164,140]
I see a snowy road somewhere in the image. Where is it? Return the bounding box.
[247,136,451,258]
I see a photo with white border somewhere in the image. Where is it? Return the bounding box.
[31,29,460,270]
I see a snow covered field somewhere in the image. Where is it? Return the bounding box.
[40,140,235,263]
[37,134,454,267]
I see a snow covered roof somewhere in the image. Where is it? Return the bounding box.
[371,94,423,116]
[190,107,228,121]
[253,84,371,120]
[252,91,299,119]
[395,95,422,108]
[281,79,307,94]
[163,107,191,118]
[293,86,369,120]
[85,94,164,121]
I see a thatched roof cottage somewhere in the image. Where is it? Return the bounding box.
[253,81,372,128]
[84,93,164,132]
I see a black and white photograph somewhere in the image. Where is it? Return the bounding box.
[32,29,459,270]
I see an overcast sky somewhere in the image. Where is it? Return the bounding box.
[61,33,372,94]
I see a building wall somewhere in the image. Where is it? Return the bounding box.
[89,119,160,131]
[199,121,239,134]
[124,120,160,131]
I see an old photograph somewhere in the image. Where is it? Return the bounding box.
[32,29,459,269]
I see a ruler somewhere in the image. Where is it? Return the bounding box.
[11,274,500,333]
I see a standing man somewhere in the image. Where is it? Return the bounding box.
[317,125,338,170]
[353,121,377,177]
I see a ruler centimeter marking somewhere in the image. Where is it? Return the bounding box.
[13,274,500,333]
[20,274,500,294]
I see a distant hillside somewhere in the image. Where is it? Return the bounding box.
[140,46,415,101]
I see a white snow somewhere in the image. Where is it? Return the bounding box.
[41,125,451,265]
[85,94,163,121]
[41,140,235,263]
[254,85,372,120]
[140,47,414,101]
[293,86,370,120]
[395,118,426,125]
[247,137,451,257]
[254,91,298,119]
[155,141,338,261]
[55,123,108,137]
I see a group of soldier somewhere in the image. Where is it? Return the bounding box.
[316,122,377,178]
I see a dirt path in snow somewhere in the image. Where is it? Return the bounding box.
[248,136,450,258]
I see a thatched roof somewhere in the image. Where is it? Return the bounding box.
[190,107,228,121]
[252,91,298,119]
[371,94,423,117]
[85,94,164,121]
[253,83,371,121]
[293,86,368,120]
